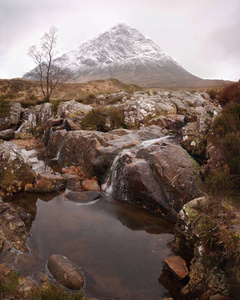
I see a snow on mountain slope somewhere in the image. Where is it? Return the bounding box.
[24,23,204,87]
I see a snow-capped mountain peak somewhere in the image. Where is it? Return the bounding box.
[24,23,202,87]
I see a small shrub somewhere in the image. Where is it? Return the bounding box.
[218,81,240,106]
[51,100,62,116]
[10,80,24,93]
[81,106,126,131]
[207,89,218,100]
[0,99,11,118]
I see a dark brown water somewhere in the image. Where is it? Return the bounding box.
[4,192,175,300]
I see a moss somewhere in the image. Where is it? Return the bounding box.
[185,205,198,220]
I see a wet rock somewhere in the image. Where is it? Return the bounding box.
[0,263,11,275]
[65,191,101,203]
[47,254,84,290]
[63,174,81,190]
[30,171,66,193]
[0,128,15,140]
[82,179,100,191]
[0,199,28,252]
[43,118,66,146]
[164,256,188,280]
[55,130,114,176]
[0,142,36,195]
[18,277,38,295]
[46,129,67,158]
[112,138,203,221]
[209,294,231,300]
[16,109,37,133]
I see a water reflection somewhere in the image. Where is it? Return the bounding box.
[9,192,174,300]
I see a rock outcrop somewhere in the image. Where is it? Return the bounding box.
[0,142,36,195]
[110,138,203,222]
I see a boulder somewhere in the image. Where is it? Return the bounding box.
[34,103,52,125]
[57,100,92,122]
[55,130,114,176]
[16,109,37,133]
[28,171,66,193]
[82,179,100,191]
[164,256,188,280]
[149,114,185,134]
[181,122,207,158]
[47,254,84,290]
[0,102,21,131]
[9,102,22,125]
[18,277,38,295]
[0,199,29,252]
[45,129,68,158]
[0,129,15,140]
[180,105,221,159]
[65,191,101,203]
[0,142,36,195]
[62,174,81,190]
[111,138,203,222]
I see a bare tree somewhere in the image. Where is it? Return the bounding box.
[28,26,66,102]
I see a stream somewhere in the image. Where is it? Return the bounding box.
[2,190,175,300]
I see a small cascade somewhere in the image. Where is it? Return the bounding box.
[21,149,46,174]
[139,135,170,147]
[104,148,137,195]
[103,135,170,196]
[104,154,121,195]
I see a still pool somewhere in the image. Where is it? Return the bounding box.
[3,191,175,300]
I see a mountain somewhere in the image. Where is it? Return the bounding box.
[23,23,212,88]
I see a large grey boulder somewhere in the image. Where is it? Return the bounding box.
[56,100,92,123]
[0,102,22,131]
[110,138,203,222]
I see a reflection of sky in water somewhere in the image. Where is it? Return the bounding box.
[10,192,175,300]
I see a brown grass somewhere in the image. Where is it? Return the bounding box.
[0,78,141,104]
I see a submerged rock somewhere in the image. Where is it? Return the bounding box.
[47,254,84,290]
[65,191,101,203]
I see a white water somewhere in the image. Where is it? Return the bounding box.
[104,135,170,196]
[139,135,170,147]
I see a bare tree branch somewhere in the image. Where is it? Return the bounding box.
[28,26,67,102]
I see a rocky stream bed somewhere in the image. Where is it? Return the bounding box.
[0,90,239,299]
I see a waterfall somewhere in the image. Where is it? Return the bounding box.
[139,135,170,147]
[103,135,171,196]
[104,154,121,195]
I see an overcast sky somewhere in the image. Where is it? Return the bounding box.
[1,0,240,81]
